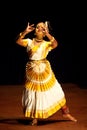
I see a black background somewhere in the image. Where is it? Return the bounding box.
[0,2,87,88]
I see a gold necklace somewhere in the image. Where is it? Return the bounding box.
[35,38,43,42]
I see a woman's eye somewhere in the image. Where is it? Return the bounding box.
[42,28,45,31]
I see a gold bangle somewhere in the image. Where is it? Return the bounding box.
[50,37,54,42]
[19,32,25,38]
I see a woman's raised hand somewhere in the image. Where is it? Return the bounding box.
[25,22,35,33]
[44,21,49,34]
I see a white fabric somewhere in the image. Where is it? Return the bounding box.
[22,80,65,111]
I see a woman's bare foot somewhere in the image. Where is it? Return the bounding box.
[63,114,77,122]
[31,118,38,126]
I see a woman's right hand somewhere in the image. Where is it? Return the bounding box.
[25,22,35,34]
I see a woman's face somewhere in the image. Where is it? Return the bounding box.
[35,22,46,38]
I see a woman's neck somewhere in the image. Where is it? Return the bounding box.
[35,38,43,42]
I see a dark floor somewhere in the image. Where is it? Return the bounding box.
[0,83,87,130]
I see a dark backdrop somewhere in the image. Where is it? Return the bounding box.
[0,2,87,88]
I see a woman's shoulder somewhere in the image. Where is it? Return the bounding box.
[27,38,33,46]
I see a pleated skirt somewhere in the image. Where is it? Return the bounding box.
[22,59,66,119]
